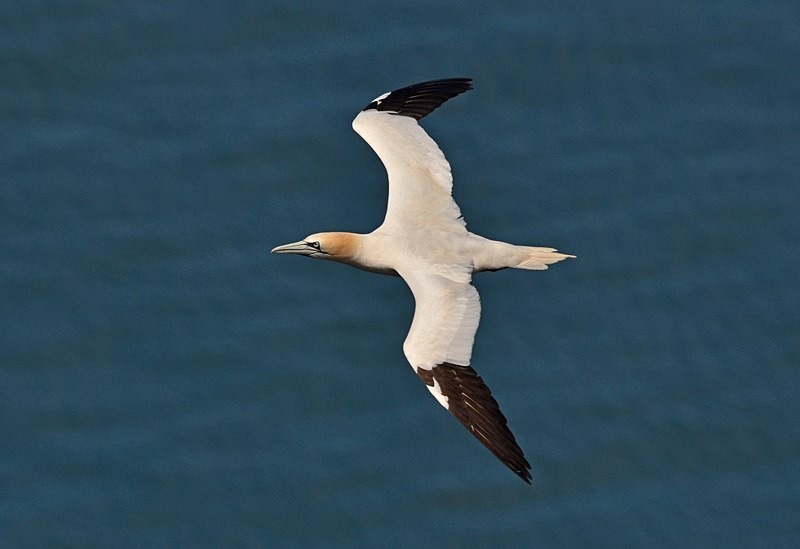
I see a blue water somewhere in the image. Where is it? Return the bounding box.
[2,1,799,546]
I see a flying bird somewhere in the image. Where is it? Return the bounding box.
[272,78,573,483]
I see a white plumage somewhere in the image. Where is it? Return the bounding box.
[272,78,574,483]
[352,110,466,231]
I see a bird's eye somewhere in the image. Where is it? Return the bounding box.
[309,241,321,250]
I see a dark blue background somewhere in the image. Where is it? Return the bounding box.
[2,1,798,546]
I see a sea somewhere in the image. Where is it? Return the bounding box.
[2,1,799,547]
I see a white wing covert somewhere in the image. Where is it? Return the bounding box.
[400,267,480,371]
[351,78,473,232]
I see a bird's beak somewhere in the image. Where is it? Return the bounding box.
[271,240,315,255]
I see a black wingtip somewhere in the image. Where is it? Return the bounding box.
[417,362,533,485]
[362,77,473,120]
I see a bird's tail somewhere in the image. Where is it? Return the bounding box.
[511,246,575,270]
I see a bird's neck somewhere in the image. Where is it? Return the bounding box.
[324,232,399,276]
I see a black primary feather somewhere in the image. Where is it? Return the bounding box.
[362,77,473,120]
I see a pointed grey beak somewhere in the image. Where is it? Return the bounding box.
[271,240,315,255]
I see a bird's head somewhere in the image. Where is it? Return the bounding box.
[271,232,359,261]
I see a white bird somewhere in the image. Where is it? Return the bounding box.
[272,78,573,483]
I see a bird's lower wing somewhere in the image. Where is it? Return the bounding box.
[399,268,532,483]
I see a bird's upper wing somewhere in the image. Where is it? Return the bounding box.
[351,78,473,232]
[399,266,533,483]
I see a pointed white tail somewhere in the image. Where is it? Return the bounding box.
[512,246,575,270]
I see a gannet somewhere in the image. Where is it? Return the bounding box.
[272,78,574,484]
